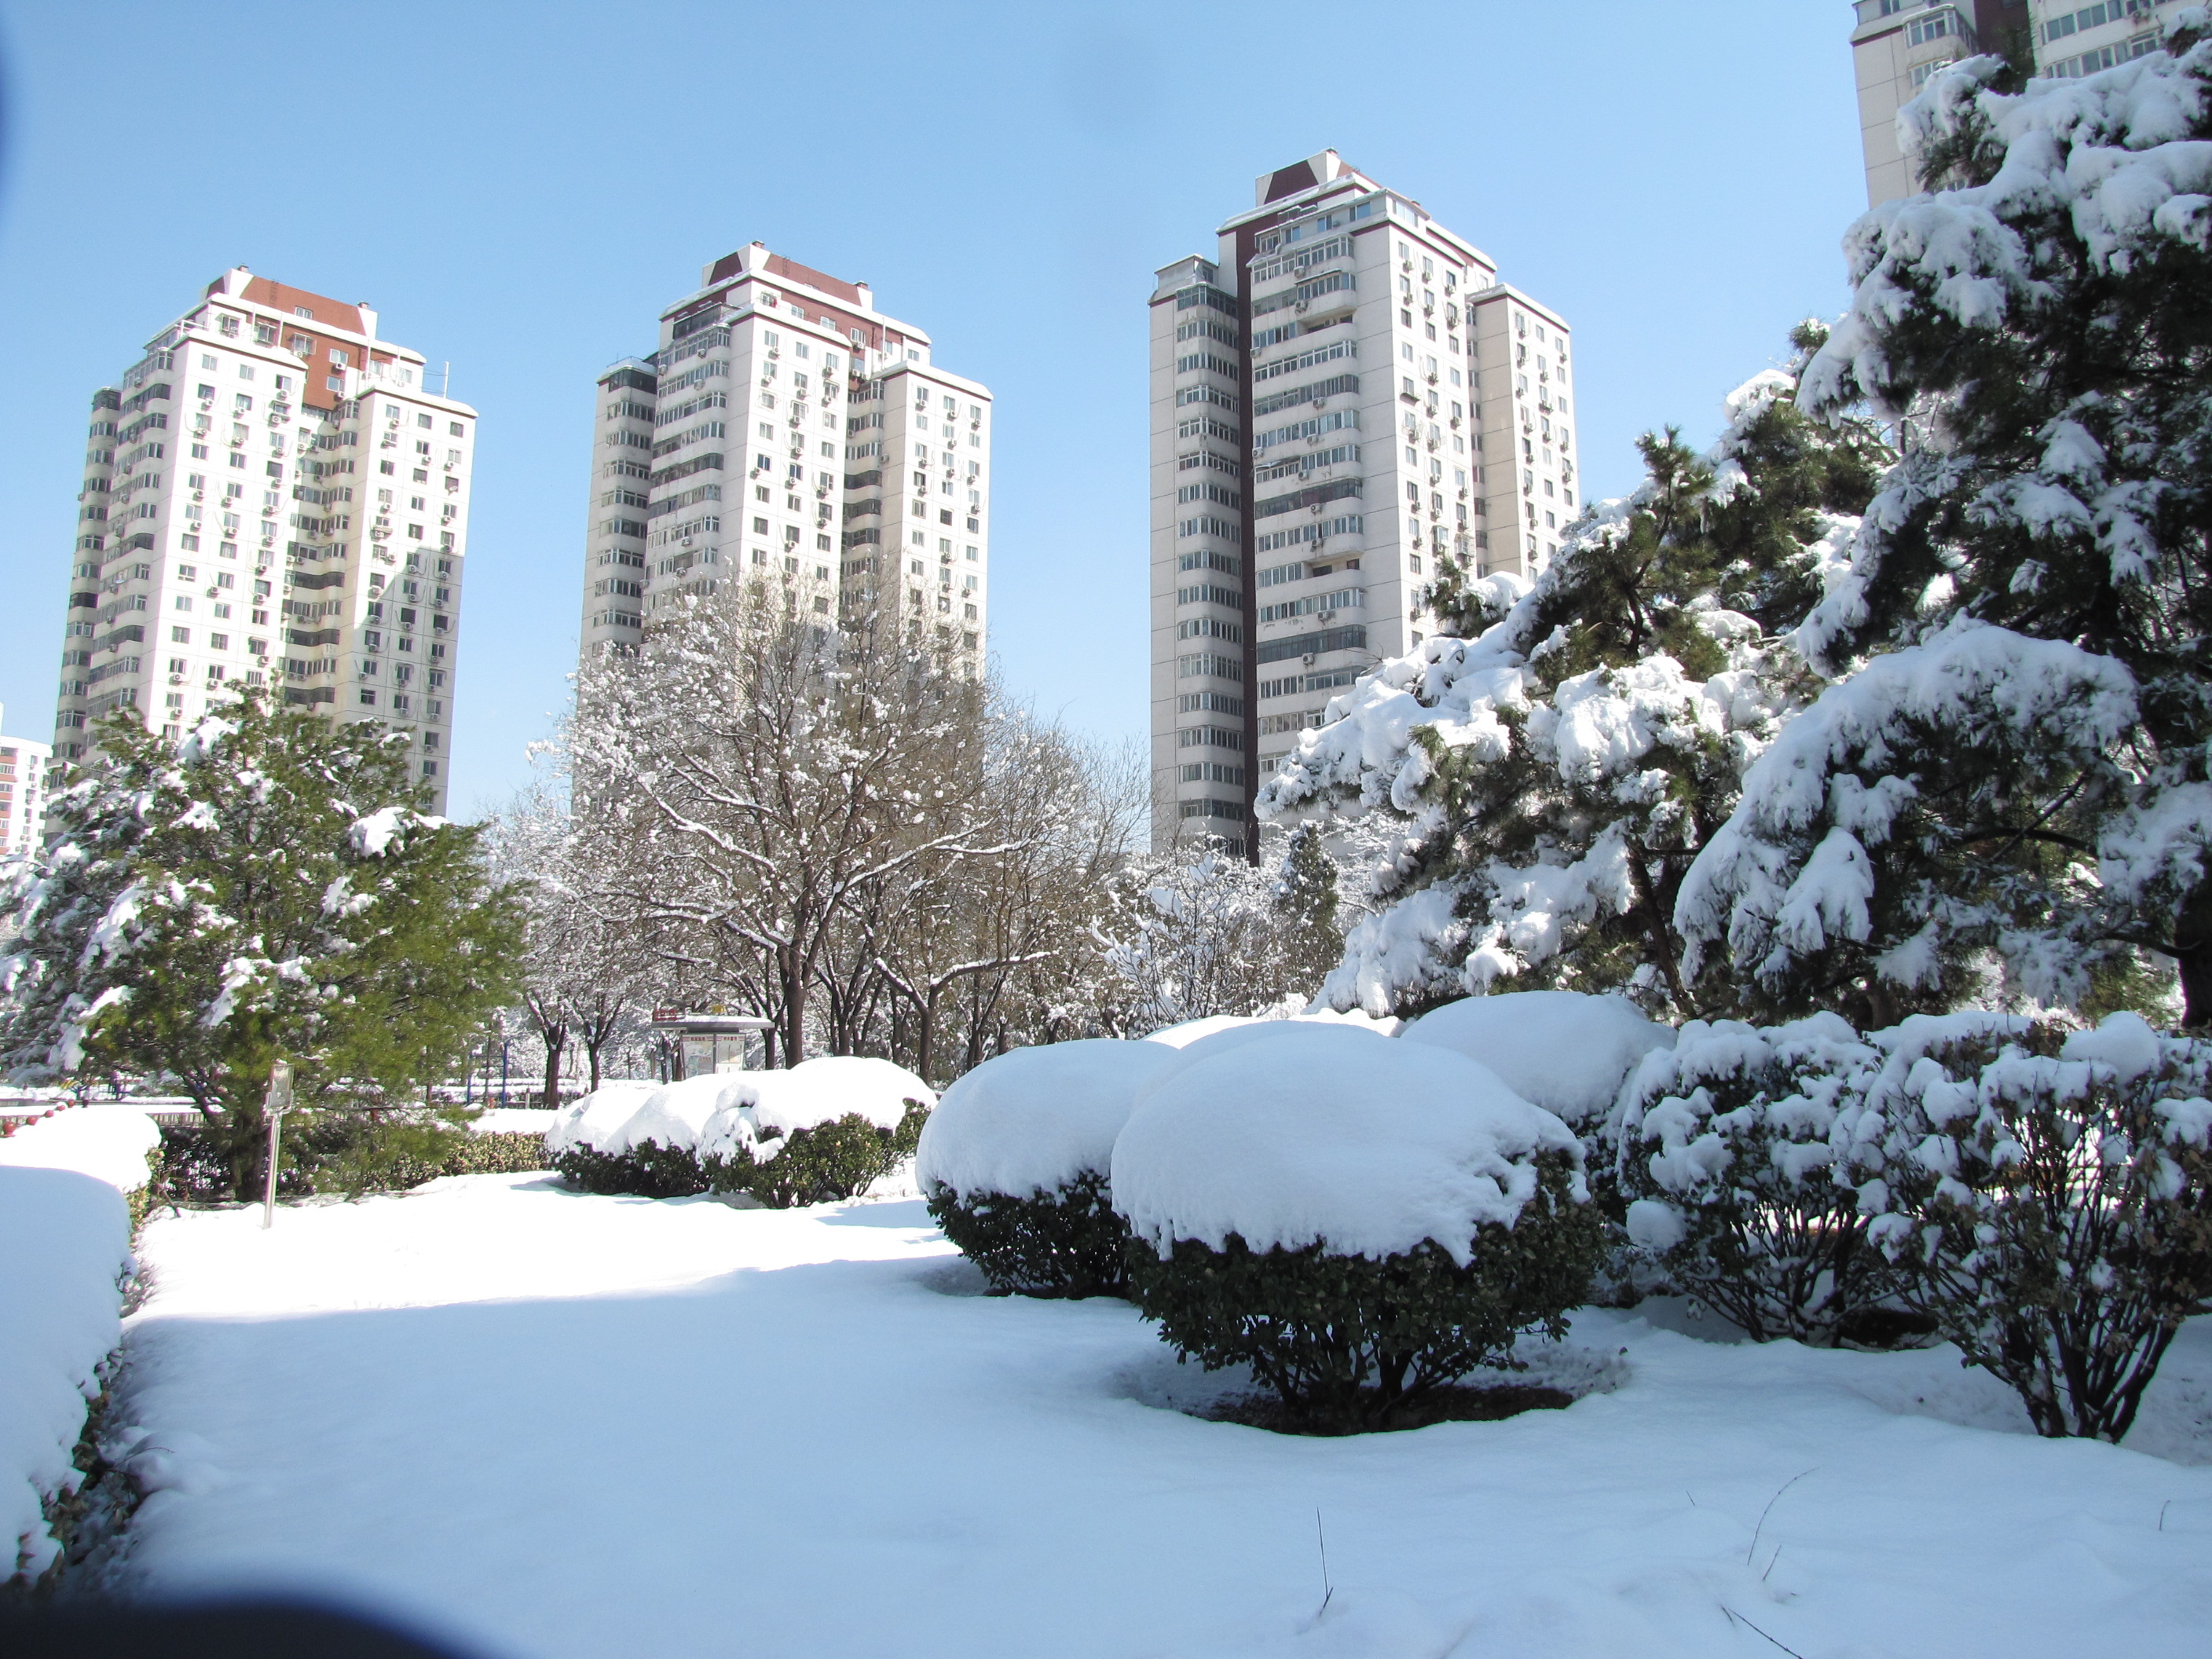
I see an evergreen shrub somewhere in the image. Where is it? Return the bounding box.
[1122,1151,1602,1433]
[551,1139,708,1199]
[925,1171,1128,1298]
[917,1038,1181,1296]
[706,1102,927,1208]
[156,1118,555,1206]
[1866,1014,2212,1441]
[1113,1024,1603,1432]
[1614,1013,1901,1344]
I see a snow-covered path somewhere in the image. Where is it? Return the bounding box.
[114,1173,2212,1657]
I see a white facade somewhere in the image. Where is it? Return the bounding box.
[56,267,474,811]
[580,244,991,661]
[1148,152,1579,855]
[1850,2,2181,206]
[0,707,51,861]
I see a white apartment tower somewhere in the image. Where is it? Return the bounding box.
[0,707,51,862]
[1848,2,2183,206]
[1150,152,1580,855]
[580,244,991,659]
[55,268,475,811]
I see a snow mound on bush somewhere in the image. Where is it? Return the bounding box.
[544,1081,659,1157]
[1144,1008,1404,1049]
[1,1166,133,1584]
[1131,1016,1395,1115]
[916,1038,1181,1200]
[612,1075,753,1156]
[0,1105,162,1192]
[1142,1014,1262,1049]
[553,1060,935,1167]
[1401,991,1675,1126]
[748,1057,933,1138]
[1112,1024,1584,1263]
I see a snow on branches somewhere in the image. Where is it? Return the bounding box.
[1261,336,1884,1019]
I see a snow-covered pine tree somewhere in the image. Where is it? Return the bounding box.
[1680,18,2212,1025]
[1261,333,1888,1017]
[0,691,522,1196]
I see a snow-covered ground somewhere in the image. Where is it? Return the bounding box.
[108,1174,2212,1657]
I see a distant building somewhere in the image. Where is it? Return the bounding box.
[579,244,991,664]
[1850,2,2185,206]
[53,267,474,810]
[1148,151,1580,855]
[0,706,52,860]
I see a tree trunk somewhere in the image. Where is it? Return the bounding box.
[2177,883,2212,1029]
[541,1026,569,1107]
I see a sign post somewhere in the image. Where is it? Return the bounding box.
[261,1060,295,1231]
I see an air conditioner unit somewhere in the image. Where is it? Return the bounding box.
[1301,653,1317,666]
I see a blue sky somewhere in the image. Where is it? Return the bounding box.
[0,1,1869,820]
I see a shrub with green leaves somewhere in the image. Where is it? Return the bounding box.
[1122,1157,1602,1432]
[917,1038,1177,1296]
[552,1139,709,1199]
[158,1118,555,1206]
[1111,1024,1601,1431]
[707,1104,926,1208]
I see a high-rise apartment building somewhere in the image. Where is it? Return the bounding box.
[0,707,52,862]
[1149,151,1579,855]
[54,267,474,811]
[1849,2,2181,205]
[580,244,991,661]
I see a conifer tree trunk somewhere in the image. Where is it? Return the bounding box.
[2174,886,2212,1031]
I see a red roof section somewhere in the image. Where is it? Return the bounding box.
[235,276,367,337]
[763,252,863,306]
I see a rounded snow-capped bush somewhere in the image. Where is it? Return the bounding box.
[544,1081,659,1159]
[701,1057,936,1208]
[548,1076,736,1198]
[1112,1024,1602,1430]
[918,1038,1180,1297]
[1613,1013,1893,1344]
[1400,991,1673,1130]
[548,1059,934,1205]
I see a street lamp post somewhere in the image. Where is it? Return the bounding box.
[261,1059,295,1231]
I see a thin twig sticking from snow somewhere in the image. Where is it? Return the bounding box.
[1313,1507,1334,1621]
[1745,1468,1815,1566]
[1722,1605,1808,1659]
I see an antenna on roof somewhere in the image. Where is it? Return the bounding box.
[442,362,451,397]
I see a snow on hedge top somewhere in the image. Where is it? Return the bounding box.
[1111,1024,1584,1264]
[545,1081,660,1156]
[1401,992,1675,1128]
[1143,1014,1262,1049]
[0,1105,162,1193]
[739,1057,932,1137]
[1,1166,132,1584]
[915,1038,1180,1200]
[1144,1008,1403,1048]
[551,1060,934,1165]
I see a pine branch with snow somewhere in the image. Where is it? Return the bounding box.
[1259,334,1888,1019]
